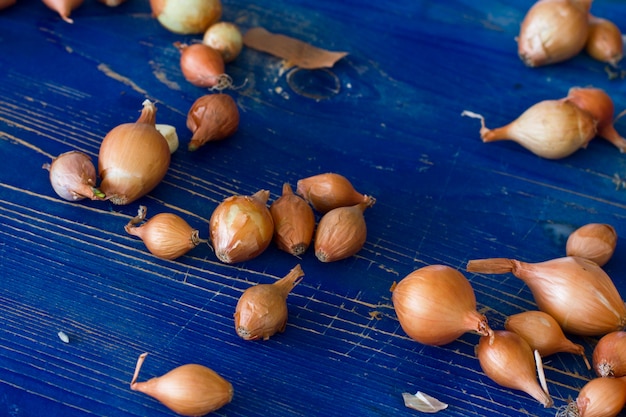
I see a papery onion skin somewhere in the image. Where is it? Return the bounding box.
[592,331,626,378]
[187,93,239,151]
[566,87,626,153]
[565,222,618,267]
[476,330,553,407]
[45,151,102,201]
[149,0,222,34]
[98,100,171,205]
[467,256,626,336]
[209,189,274,264]
[234,264,304,341]
[585,15,624,67]
[296,172,371,213]
[131,359,233,417]
[42,0,84,23]
[392,265,492,346]
[517,0,591,67]
[125,207,201,261]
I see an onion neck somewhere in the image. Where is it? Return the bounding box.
[598,124,626,153]
[137,100,157,125]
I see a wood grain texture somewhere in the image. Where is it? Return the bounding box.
[1,0,626,416]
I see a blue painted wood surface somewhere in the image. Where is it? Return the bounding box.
[1,1,626,416]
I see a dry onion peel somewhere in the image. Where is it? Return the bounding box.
[402,391,448,413]
[243,27,347,69]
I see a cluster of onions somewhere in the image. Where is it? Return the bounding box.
[517,0,623,67]
[41,0,84,23]
[130,353,233,416]
[125,206,203,261]
[234,264,304,341]
[462,86,626,159]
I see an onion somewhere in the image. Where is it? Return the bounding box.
[44,150,104,201]
[476,330,553,407]
[296,172,372,214]
[0,0,16,10]
[149,0,222,35]
[187,93,239,151]
[391,264,492,346]
[565,222,618,267]
[466,256,626,336]
[176,42,232,90]
[270,183,316,256]
[592,331,626,378]
[41,0,84,23]
[98,100,171,205]
[585,15,624,67]
[203,22,243,64]
[555,377,626,417]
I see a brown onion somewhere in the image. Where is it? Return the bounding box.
[234,264,304,341]
[296,172,371,213]
[149,0,222,34]
[585,15,624,67]
[41,0,83,23]
[555,377,626,417]
[505,310,590,368]
[476,330,553,407]
[392,264,491,346]
[203,22,243,64]
[209,189,274,264]
[44,151,103,201]
[0,0,16,10]
[467,256,626,336]
[187,93,239,151]
[592,331,626,378]
[130,353,232,416]
[125,206,201,260]
[176,42,231,89]
[98,100,170,205]
[517,0,591,67]
[566,87,626,153]
[270,183,316,256]
[565,222,618,267]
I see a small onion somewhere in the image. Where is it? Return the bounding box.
[234,264,304,341]
[555,377,626,417]
[209,189,274,264]
[203,22,243,64]
[296,172,371,213]
[585,15,624,67]
[270,183,316,256]
[392,264,492,346]
[187,93,239,151]
[592,331,626,378]
[98,100,171,205]
[565,222,618,267]
[44,150,103,201]
[176,42,231,90]
[124,206,202,261]
[467,256,626,336]
[0,0,16,10]
[476,330,553,407]
[130,353,233,417]
[149,0,222,35]
[41,0,84,23]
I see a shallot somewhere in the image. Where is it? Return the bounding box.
[187,93,239,151]
[592,331,626,378]
[44,150,103,201]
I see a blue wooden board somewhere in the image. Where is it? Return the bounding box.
[1,0,626,416]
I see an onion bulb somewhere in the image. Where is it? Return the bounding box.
[234,264,304,341]
[517,0,592,67]
[476,330,553,407]
[44,151,104,201]
[98,100,171,205]
[41,0,84,23]
[505,310,590,369]
[466,256,626,336]
[130,352,233,416]
[585,15,624,67]
[296,172,372,213]
[125,206,202,260]
[462,98,597,159]
[176,42,231,90]
[187,93,239,151]
[203,22,243,64]
[592,331,626,378]
[555,377,626,417]
[209,189,274,264]
[565,222,618,267]
[149,0,222,34]
[0,0,16,10]
[392,265,492,346]
[566,87,626,153]
[270,183,316,256]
